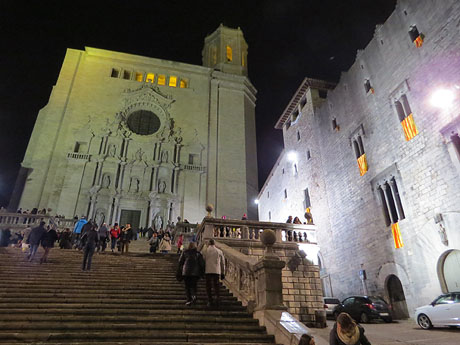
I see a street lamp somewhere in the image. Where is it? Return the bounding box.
[287,151,297,162]
[254,199,259,205]
[430,88,455,109]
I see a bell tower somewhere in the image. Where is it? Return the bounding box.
[202,24,248,76]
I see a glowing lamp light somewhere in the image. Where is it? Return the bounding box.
[287,151,297,162]
[430,88,455,109]
[254,199,259,205]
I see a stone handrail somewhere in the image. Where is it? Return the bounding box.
[0,213,76,231]
[175,222,198,234]
[196,218,317,245]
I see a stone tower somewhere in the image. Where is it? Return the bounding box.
[202,24,248,76]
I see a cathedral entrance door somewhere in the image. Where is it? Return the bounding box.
[119,210,141,229]
[386,274,409,319]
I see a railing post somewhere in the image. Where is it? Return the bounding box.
[253,258,286,311]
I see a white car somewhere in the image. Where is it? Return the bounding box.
[415,292,460,329]
[323,297,340,316]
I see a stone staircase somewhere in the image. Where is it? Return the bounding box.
[0,246,276,345]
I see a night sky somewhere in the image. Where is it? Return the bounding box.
[0,0,396,207]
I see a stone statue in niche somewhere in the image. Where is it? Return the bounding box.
[95,210,105,227]
[108,144,116,157]
[154,214,164,230]
[158,180,167,193]
[102,174,111,188]
[129,177,140,193]
[161,150,168,163]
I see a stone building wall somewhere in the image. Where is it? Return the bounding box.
[258,0,460,316]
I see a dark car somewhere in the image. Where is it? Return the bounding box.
[333,296,392,323]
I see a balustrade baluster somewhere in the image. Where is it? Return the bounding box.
[293,231,298,242]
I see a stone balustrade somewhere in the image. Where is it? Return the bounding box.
[196,216,323,328]
[0,213,76,231]
[196,218,317,245]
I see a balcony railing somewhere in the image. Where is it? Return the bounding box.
[195,218,317,245]
[67,152,91,160]
[0,213,76,231]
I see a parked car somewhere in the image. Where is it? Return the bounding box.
[323,297,341,316]
[333,296,392,323]
[415,292,460,329]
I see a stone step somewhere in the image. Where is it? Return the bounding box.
[0,331,275,343]
[0,287,232,295]
[0,342,274,345]
[0,322,266,332]
[0,303,247,311]
[0,314,258,324]
[0,293,237,300]
[1,308,251,317]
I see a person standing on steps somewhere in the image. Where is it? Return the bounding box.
[119,224,133,254]
[73,216,87,249]
[110,223,120,253]
[27,221,47,262]
[177,242,205,306]
[149,232,159,253]
[159,232,171,253]
[330,312,371,345]
[40,226,58,263]
[81,222,99,271]
[202,239,225,308]
[97,222,109,253]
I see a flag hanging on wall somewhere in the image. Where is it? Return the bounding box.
[391,222,404,249]
[414,35,424,48]
[357,153,368,176]
[401,113,419,141]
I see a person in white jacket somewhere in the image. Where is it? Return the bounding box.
[202,239,225,307]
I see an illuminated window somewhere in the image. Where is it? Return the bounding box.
[146,73,155,83]
[169,76,177,87]
[158,75,166,86]
[111,68,119,78]
[135,72,143,82]
[180,79,188,88]
[226,45,232,62]
[123,70,131,80]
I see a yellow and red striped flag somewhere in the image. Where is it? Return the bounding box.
[414,35,423,48]
[357,153,368,176]
[401,113,418,141]
[391,222,404,249]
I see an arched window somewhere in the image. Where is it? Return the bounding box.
[226,45,232,62]
[146,73,155,83]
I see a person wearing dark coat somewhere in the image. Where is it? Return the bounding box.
[27,221,47,262]
[330,313,371,345]
[177,242,205,306]
[81,225,99,271]
[40,227,58,263]
[96,223,109,252]
[59,228,72,249]
[119,224,133,254]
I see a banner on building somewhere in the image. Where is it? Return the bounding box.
[391,222,404,249]
[357,153,368,176]
[401,113,418,141]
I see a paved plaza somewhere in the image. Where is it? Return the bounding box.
[310,319,460,345]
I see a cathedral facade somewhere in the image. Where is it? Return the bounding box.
[258,0,460,317]
[12,25,258,228]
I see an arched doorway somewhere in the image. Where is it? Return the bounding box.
[386,274,409,319]
[441,249,460,292]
